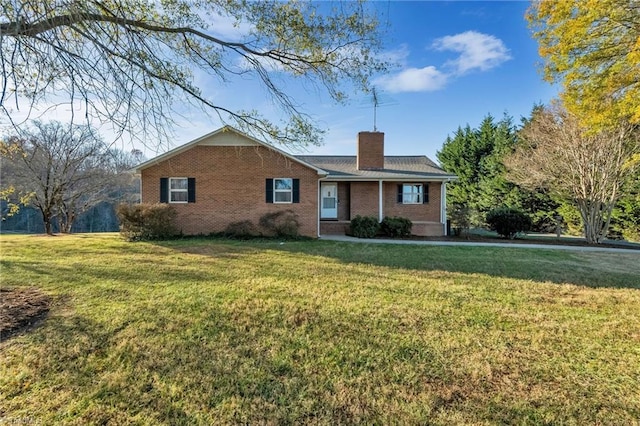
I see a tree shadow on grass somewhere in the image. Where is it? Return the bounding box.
[161,239,640,290]
[291,241,640,289]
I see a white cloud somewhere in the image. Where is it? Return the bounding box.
[375,66,448,93]
[207,13,253,42]
[374,31,509,94]
[432,30,511,75]
[379,44,411,68]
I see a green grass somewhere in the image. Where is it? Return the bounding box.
[1,234,639,425]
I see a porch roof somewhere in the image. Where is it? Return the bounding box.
[294,155,456,181]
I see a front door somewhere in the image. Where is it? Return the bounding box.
[320,183,338,219]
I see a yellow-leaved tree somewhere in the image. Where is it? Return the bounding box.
[528,0,640,129]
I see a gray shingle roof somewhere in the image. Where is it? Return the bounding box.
[294,155,456,180]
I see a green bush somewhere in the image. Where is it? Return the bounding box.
[223,220,260,239]
[486,207,532,239]
[350,215,380,238]
[449,203,471,237]
[259,210,300,237]
[380,216,412,237]
[117,203,178,241]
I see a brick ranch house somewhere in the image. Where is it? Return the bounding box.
[135,126,457,238]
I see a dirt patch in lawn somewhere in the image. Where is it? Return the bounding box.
[0,287,50,342]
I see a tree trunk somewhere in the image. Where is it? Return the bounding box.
[578,198,615,244]
[40,207,53,235]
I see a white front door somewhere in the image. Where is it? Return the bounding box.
[320,183,338,219]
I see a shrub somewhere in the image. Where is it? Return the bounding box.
[259,210,300,237]
[117,203,178,241]
[380,216,412,237]
[449,203,471,237]
[224,220,260,239]
[350,215,380,238]
[486,207,532,239]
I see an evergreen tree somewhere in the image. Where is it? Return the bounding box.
[437,114,555,229]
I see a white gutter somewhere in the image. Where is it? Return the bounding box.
[325,176,456,182]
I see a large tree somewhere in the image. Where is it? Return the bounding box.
[528,0,640,129]
[507,103,639,244]
[437,114,548,228]
[1,121,125,234]
[0,1,385,148]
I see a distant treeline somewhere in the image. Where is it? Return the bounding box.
[1,201,125,234]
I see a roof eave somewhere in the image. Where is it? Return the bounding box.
[321,174,457,181]
[134,125,327,175]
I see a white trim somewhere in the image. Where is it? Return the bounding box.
[321,176,456,182]
[378,180,383,222]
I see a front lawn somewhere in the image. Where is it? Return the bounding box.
[1,234,639,424]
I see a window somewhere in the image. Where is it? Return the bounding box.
[266,178,299,204]
[169,178,188,203]
[397,183,429,204]
[160,177,195,203]
[273,178,293,203]
[402,183,423,204]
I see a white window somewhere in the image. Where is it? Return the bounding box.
[403,183,423,204]
[274,178,293,203]
[169,177,188,203]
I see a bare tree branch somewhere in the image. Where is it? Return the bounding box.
[0,0,386,148]
[507,102,640,243]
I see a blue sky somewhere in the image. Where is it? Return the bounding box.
[309,1,559,161]
[173,0,559,163]
[6,1,559,164]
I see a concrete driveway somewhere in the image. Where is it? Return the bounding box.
[320,235,640,254]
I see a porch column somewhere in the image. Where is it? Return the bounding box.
[441,181,447,235]
[379,180,383,222]
[317,179,321,237]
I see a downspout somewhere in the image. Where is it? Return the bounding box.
[379,180,383,222]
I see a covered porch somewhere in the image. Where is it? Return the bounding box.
[317,180,448,237]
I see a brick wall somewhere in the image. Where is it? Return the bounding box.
[337,182,350,221]
[384,182,442,222]
[384,181,443,236]
[141,145,319,237]
[349,182,379,218]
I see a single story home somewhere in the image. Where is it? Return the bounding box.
[135,126,456,237]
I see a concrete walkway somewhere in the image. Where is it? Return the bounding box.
[320,235,640,254]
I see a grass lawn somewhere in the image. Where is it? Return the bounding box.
[1,234,639,425]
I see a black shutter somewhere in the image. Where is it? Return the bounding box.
[292,179,300,203]
[160,178,168,203]
[397,184,403,203]
[423,183,429,203]
[266,178,273,203]
[188,178,196,203]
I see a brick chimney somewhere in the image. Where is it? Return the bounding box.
[357,131,384,170]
